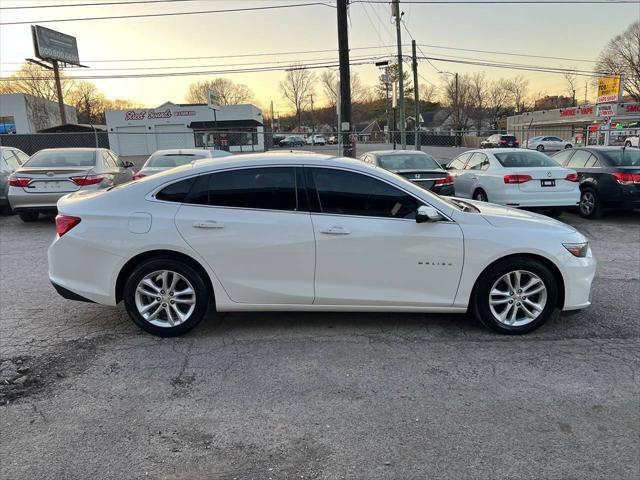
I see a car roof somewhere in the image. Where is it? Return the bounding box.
[366,150,432,156]
[465,148,523,154]
[151,149,213,156]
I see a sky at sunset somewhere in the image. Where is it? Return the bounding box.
[1,0,639,114]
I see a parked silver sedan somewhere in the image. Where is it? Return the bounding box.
[134,148,232,180]
[1,146,29,212]
[8,148,134,222]
[525,136,573,152]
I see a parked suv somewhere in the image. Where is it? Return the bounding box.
[552,146,640,218]
[8,148,134,222]
[481,134,519,149]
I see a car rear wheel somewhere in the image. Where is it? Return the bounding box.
[536,145,545,152]
[472,258,558,335]
[18,211,39,222]
[473,189,488,202]
[564,144,573,149]
[579,188,603,219]
[123,258,210,337]
[625,141,632,147]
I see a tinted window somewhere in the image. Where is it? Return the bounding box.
[584,156,600,168]
[311,168,419,219]
[600,149,640,167]
[552,149,574,166]
[377,153,440,170]
[567,150,592,168]
[25,150,96,167]
[199,167,297,211]
[501,136,516,141]
[448,152,472,170]
[494,151,559,168]
[156,177,196,203]
[466,153,490,170]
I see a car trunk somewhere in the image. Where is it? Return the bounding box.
[17,167,94,193]
[508,167,576,193]
[394,169,448,190]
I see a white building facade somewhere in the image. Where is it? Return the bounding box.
[106,102,264,156]
[0,93,77,134]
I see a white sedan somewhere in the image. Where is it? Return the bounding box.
[525,136,573,152]
[48,153,595,337]
[133,148,232,180]
[446,149,580,211]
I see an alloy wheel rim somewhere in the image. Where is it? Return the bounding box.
[134,270,196,328]
[581,192,594,215]
[489,270,547,327]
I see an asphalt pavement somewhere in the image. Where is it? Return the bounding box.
[0,209,638,480]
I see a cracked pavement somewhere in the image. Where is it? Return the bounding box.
[0,210,638,479]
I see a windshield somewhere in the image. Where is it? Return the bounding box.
[24,150,96,168]
[601,149,640,166]
[494,151,560,168]
[147,154,207,168]
[378,154,440,170]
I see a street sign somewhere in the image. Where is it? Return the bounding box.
[31,25,80,66]
[597,75,622,104]
[207,90,220,110]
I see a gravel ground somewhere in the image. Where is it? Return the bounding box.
[0,209,638,480]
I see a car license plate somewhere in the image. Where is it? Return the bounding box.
[541,179,555,187]
[29,180,72,191]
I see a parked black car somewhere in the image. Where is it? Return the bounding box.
[481,134,519,149]
[279,135,306,147]
[359,150,455,196]
[552,146,640,218]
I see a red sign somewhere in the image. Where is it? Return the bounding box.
[624,104,640,114]
[559,106,594,117]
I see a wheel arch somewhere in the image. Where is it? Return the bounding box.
[471,253,565,309]
[472,187,487,200]
[115,249,215,306]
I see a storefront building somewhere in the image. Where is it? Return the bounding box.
[106,102,264,156]
[0,93,77,134]
[507,102,640,147]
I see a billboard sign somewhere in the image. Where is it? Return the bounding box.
[31,25,80,65]
[597,75,622,104]
[207,90,220,110]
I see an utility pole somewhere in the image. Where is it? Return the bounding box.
[454,72,459,147]
[412,40,420,150]
[51,60,67,125]
[270,101,275,131]
[309,93,315,140]
[337,0,353,157]
[392,0,406,149]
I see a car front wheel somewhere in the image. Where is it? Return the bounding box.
[123,258,210,337]
[472,258,558,334]
[536,145,545,152]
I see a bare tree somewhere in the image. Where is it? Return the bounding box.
[442,73,473,131]
[67,81,107,124]
[419,84,437,104]
[320,69,366,107]
[486,79,512,130]
[563,68,578,105]
[595,21,640,101]
[469,72,488,131]
[0,63,75,102]
[186,78,254,105]
[280,67,316,128]
[506,75,530,114]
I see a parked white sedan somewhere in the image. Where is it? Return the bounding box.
[525,136,573,152]
[49,153,595,337]
[134,148,232,180]
[446,149,580,212]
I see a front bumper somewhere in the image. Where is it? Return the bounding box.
[561,250,597,311]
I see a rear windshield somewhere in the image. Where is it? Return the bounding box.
[378,154,440,170]
[600,149,640,166]
[501,136,517,140]
[147,154,207,168]
[24,150,96,168]
[494,151,560,168]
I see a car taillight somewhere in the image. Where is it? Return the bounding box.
[8,175,31,187]
[133,172,146,180]
[435,174,454,186]
[55,215,81,237]
[611,172,640,185]
[565,173,579,182]
[500,140,507,145]
[503,174,532,184]
[70,175,104,186]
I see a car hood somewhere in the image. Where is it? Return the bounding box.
[457,198,577,234]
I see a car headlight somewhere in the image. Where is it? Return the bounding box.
[563,242,590,258]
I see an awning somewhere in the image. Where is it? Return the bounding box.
[188,120,263,129]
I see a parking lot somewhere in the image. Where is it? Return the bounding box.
[0,208,638,479]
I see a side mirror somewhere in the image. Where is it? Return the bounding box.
[416,205,445,223]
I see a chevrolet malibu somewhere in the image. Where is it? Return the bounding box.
[48,153,596,337]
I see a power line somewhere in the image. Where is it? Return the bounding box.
[355,1,636,4]
[0,2,335,25]
[0,0,203,9]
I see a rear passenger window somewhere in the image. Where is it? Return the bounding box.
[567,150,592,168]
[192,167,297,211]
[156,177,196,203]
[552,149,574,166]
[311,168,419,219]
[584,156,600,168]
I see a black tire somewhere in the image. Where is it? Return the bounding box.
[579,187,603,219]
[18,211,39,222]
[544,208,563,218]
[536,144,545,152]
[564,144,573,149]
[123,257,211,337]
[472,257,559,335]
[625,141,631,148]
[473,189,488,202]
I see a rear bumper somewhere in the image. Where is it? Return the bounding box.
[8,189,70,210]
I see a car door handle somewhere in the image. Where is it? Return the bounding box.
[319,226,351,235]
[193,220,224,229]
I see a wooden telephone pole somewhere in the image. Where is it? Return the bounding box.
[337,0,354,157]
